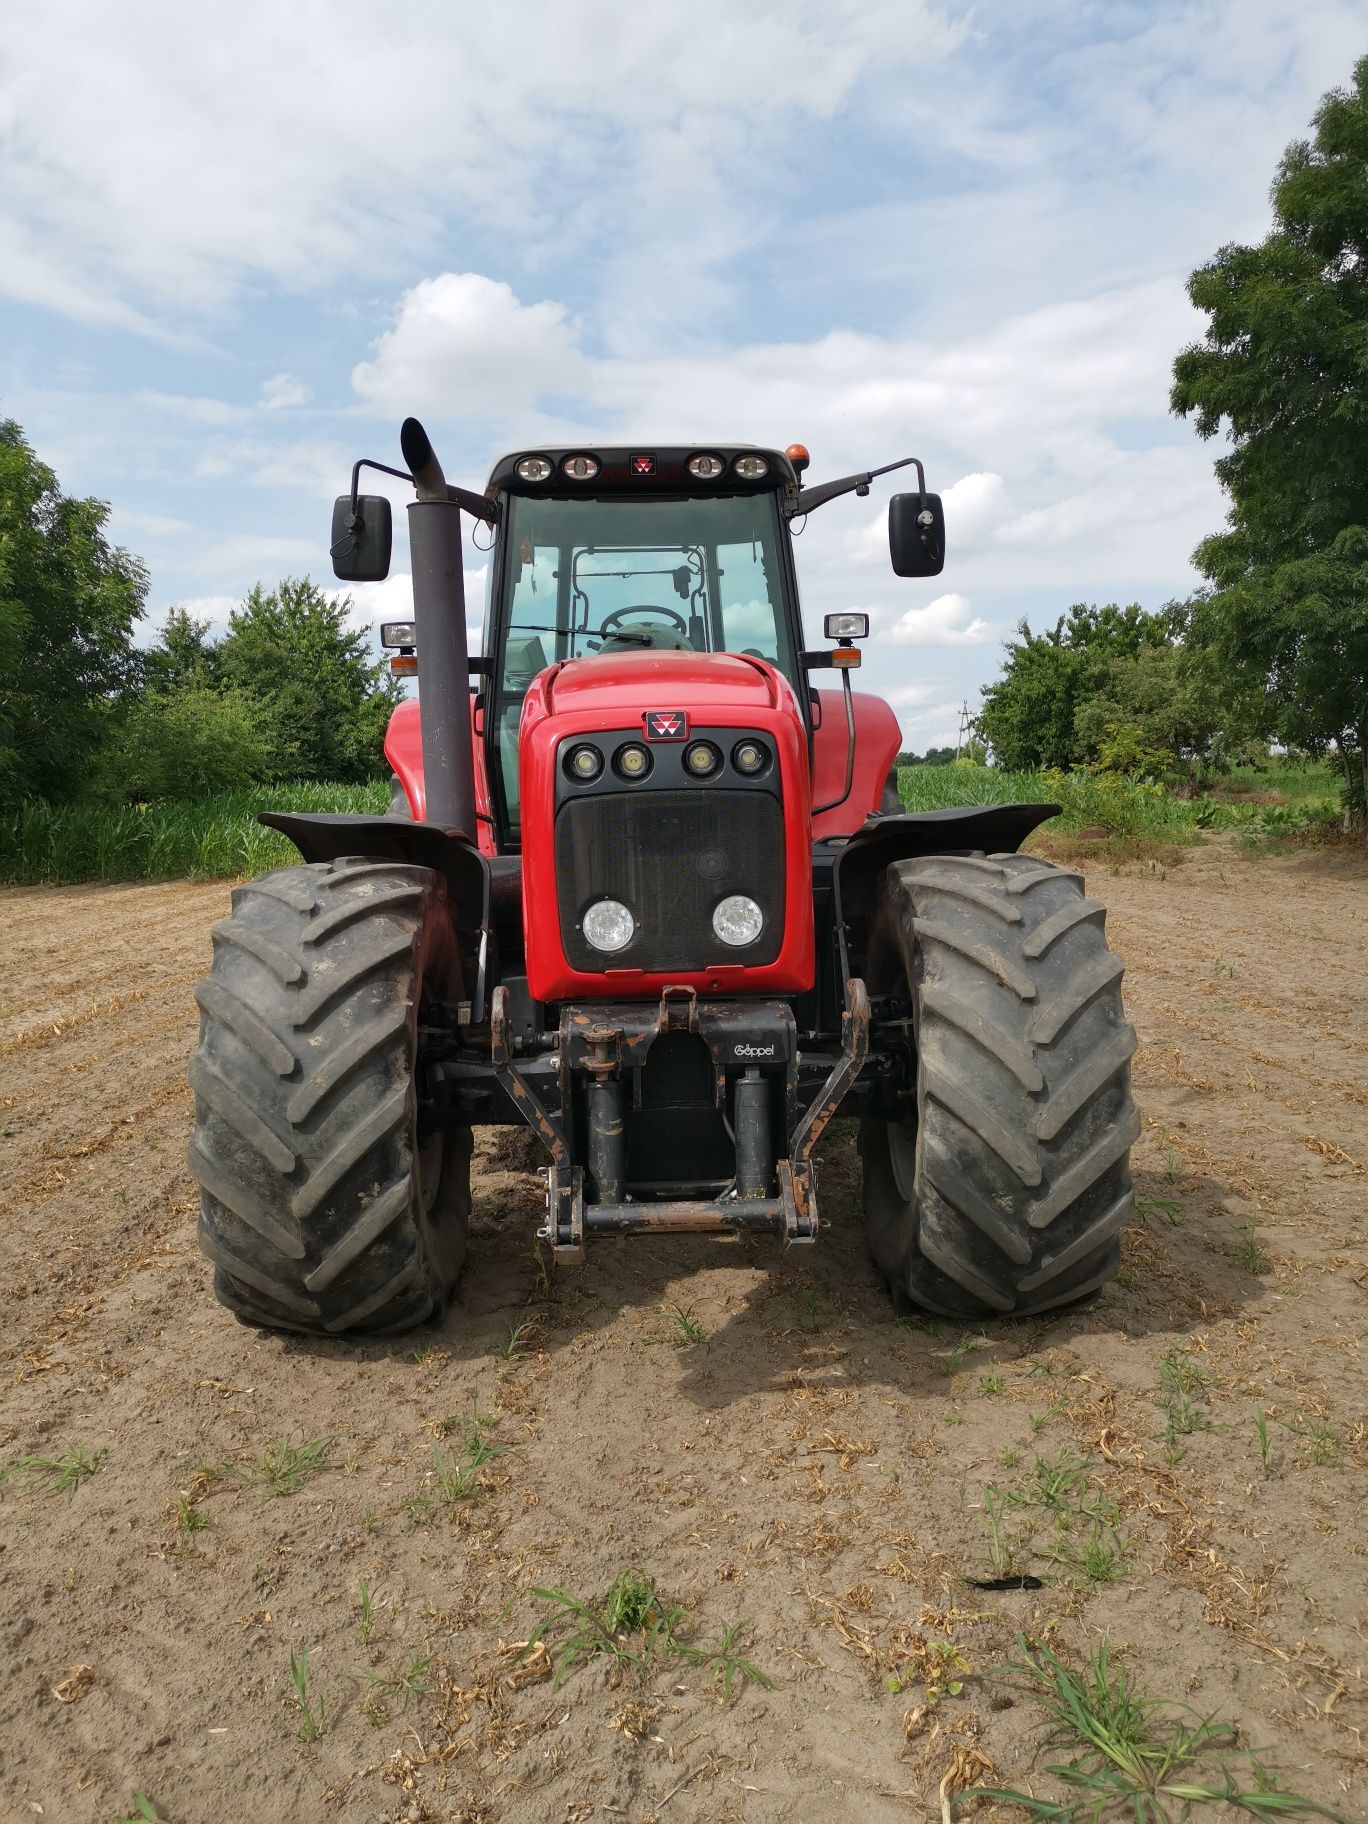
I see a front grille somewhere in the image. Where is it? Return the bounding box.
[555,789,785,971]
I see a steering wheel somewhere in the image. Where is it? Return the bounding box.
[599,604,689,636]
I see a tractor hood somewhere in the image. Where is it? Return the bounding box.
[538,649,789,720]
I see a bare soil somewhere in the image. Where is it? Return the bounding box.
[0,844,1364,1824]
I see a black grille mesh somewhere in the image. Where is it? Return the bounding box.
[556,789,785,971]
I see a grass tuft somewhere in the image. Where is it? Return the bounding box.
[515,1568,773,1705]
[249,1438,332,1499]
[288,1647,328,1744]
[967,1637,1348,1821]
[1,1444,105,1501]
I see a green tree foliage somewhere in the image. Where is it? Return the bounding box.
[96,686,273,800]
[1172,56,1368,821]
[977,603,1222,775]
[141,607,219,693]
[217,577,402,784]
[0,419,147,807]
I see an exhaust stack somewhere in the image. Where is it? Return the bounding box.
[400,417,476,838]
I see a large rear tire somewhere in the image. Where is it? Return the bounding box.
[189,858,471,1336]
[859,853,1138,1317]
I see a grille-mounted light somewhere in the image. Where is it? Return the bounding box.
[614,742,652,780]
[562,453,600,482]
[684,740,721,778]
[583,899,635,953]
[733,454,770,481]
[565,743,604,782]
[687,453,725,481]
[712,895,764,947]
[515,455,553,482]
[732,738,768,776]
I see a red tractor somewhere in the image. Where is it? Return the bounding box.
[188,421,1137,1335]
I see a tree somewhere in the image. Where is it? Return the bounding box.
[217,577,402,782]
[977,603,1173,772]
[1171,56,1368,822]
[97,685,273,800]
[141,606,219,694]
[0,419,147,805]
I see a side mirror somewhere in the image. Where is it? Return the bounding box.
[889,491,945,578]
[331,493,393,582]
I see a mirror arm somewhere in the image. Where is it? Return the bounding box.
[792,455,925,517]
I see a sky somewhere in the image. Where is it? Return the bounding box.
[1,2,1363,750]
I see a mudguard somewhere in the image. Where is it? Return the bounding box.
[832,802,1061,927]
[259,812,488,932]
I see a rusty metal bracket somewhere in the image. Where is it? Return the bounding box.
[491,986,581,1261]
[783,978,870,1243]
[656,984,697,1034]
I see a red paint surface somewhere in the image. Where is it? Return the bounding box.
[383,655,905,982]
[810,686,902,839]
[383,695,498,856]
[519,652,815,1001]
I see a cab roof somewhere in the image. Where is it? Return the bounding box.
[486,445,800,498]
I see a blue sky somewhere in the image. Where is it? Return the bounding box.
[2,2,1362,749]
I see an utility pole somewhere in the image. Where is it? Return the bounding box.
[954,700,971,760]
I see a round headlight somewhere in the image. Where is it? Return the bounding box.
[733,454,770,481]
[732,738,768,776]
[583,899,635,953]
[515,455,553,482]
[614,742,652,780]
[687,453,725,480]
[562,453,600,482]
[684,740,721,778]
[712,895,764,947]
[565,743,603,782]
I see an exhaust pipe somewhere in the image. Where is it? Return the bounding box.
[399,417,476,837]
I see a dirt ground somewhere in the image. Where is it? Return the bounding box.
[0,840,1364,1824]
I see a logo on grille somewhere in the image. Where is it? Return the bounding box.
[644,710,688,740]
[631,453,656,476]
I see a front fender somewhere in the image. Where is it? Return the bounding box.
[832,802,1061,926]
[258,812,488,931]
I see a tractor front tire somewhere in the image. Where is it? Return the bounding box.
[189,858,471,1336]
[860,853,1138,1318]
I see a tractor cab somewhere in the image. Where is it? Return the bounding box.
[482,447,806,835]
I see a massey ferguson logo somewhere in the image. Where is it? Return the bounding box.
[733,1042,776,1059]
[644,709,688,740]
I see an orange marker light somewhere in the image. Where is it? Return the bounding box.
[831,647,861,668]
[785,442,810,475]
[390,654,418,676]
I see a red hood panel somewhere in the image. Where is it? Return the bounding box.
[544,650,782,715]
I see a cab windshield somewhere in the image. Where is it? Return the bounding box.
[492,492,796,824]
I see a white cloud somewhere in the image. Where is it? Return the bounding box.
[353,275,582,418]
[885,593,992,645]
[0,3,959,327]
[260,373,310,411]
[884,682,942,709]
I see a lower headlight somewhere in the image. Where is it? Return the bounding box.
[583,899,635,953]
[712,894,764,947]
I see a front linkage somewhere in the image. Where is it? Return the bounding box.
[446,978,871,1263]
